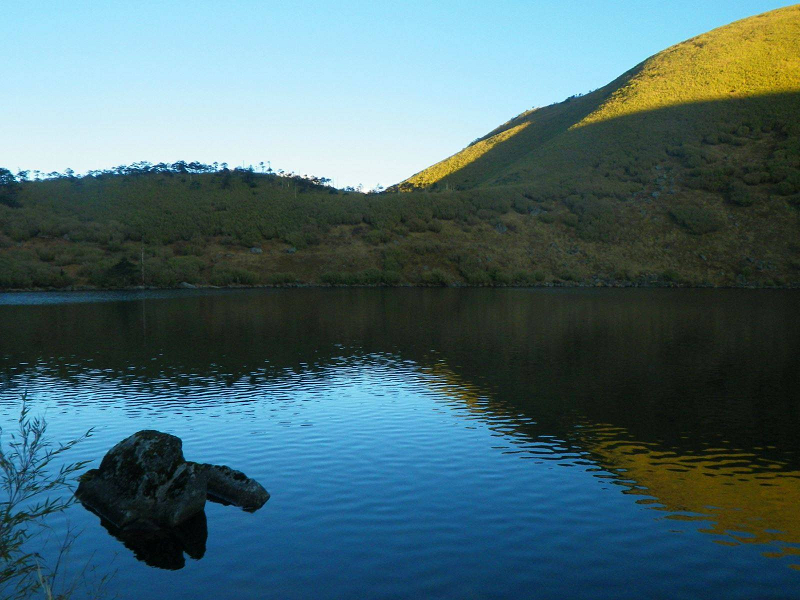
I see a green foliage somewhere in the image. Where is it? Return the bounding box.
[0,168,21,208]
[777,180,797,196]
[558,270,577,282]
[727,181,756,206]
[265,272,297,285]
[168,255,205,283]
[380,270,402,285]
[538,212,555,224]
[0,400,99,600]
[0,252,73,289]
[462,269,492,285]
[669,204,724,235]
[421,268,451,286]
[320,269,399,286]
[210,264,259,286]
[564,195,617,241]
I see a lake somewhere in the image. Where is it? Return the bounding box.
[1,288,799,599]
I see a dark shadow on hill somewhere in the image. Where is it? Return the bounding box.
[406,90,800,191]
[394,65,643,190]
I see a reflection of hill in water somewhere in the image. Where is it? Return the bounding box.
[582,424,800,563]
[2,289,799,453]
[419,361,800,565]
[2,288,800,562]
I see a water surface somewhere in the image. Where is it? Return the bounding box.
[1,288,799,599]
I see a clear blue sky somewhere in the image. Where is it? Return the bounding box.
[2,1,796,188]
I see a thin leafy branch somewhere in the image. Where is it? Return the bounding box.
[0,397,102,600]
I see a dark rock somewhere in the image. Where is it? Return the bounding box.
[76,430,207,530]
[285,246,297,254]
[77,430,270,570]
[195,463,270,511]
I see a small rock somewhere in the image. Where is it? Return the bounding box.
[195,464,270,511]
[285,247,297,254]
[179,282,197,289]
[250,247,263,254]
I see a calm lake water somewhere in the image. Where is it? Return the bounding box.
[1,288,799,599]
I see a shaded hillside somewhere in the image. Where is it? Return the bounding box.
[399,4,800,194]
[1,141,800,290]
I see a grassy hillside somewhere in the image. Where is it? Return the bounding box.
[1,161,798,290]
[400,4,800,192]
[1,6,799,290]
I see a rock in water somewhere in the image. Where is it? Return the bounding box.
[76,430,207,530]
[195,463,270,511]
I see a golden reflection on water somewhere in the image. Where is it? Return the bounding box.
[422,364,800,571]
[420,363,489,412]
[583,424,800,568]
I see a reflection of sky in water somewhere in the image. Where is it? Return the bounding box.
[2,288,800,599]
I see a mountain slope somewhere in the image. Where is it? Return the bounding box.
[399,4,800,192]
[2,7,800,290]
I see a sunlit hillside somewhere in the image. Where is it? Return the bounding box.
[400,5,800,193]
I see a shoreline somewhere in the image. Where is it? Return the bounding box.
[2,281,799,294]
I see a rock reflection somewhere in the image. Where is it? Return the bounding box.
[92,510,207,570]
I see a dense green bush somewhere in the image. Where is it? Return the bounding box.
[727,181,756,206]
[380,270,402,285]
[420,268,451,286]
[0,254,73,289]
[563,194,617,241]
[168,255,205,283]
[210,264,259,286]
[462,269,492,285]
[669,204,724,234]
[538,212,555,224]
[265,272,297,285]
[777,180,797,195]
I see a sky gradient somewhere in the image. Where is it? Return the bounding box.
[3,0,797,188]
